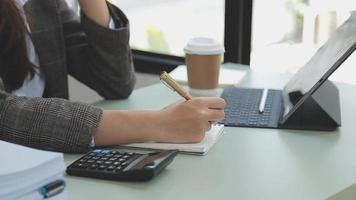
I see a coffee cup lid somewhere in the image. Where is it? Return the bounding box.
[184,37,225,55]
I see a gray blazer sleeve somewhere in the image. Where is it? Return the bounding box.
[59,1,136,99]
[0,89,102,153]
[0,1,136,153]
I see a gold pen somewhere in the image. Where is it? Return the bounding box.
[160,71,192,100]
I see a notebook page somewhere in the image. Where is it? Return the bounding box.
[123,124,224,155]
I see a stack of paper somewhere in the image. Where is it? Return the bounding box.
[0,141,67,200]
[169,65,247,88]
[124,124,224,155]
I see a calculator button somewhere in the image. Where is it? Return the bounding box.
[101,150,111,154]
[87,160,95,164]
[73,163,81,168]
[118,158,125,162]
[113,162,121,166]
[96,160,104,164]
[121,162,128,167]
[90,164,98,169]
[114,166,123,172]
[99,165,107,170]
[109,158,117,161]
[92,156,100,160]
[106,166,116,171]
[100,157,108,161]
[104,161,113,165]
[75,163,87,169]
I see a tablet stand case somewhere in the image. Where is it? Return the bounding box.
[280,80,341,131]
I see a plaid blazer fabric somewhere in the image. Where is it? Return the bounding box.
[0,0,136,153]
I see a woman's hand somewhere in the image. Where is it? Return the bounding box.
[94,97,225,146]
[78,0,111,28]
[154,97,226,143]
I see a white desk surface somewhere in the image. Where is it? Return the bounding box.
[64,63,356,200]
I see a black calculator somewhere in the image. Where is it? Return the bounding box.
[66,149,178,181]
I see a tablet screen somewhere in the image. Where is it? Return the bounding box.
[281,11,356,119]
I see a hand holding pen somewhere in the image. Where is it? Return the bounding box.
[95,71,226,146]
[157,71,226,142]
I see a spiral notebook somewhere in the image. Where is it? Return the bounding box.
[123,124,224,155]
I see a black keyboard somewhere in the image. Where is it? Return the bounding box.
[221,88,284,128]
[66,149,178,181]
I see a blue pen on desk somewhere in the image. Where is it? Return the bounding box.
[38,180,66,199]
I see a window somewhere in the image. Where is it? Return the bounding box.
[251,0,356,84]
[66,0,251,73]
[109,0,231,73]
[110,0,224,57]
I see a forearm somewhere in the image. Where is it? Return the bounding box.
[94,97,226,146]
[78,0,110,27]
[94,110,162,146]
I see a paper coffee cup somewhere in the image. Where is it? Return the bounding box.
[184,37,225,92]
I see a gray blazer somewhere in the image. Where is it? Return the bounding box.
[0,0,136,153]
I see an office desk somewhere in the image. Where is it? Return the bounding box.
[65,64,356,200]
